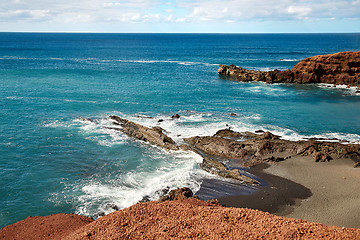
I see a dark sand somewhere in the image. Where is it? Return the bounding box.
[215,156,360,228]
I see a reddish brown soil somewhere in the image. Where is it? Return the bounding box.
[0,213,93,240]
[3,199,357,240]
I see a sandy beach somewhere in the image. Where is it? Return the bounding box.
[218,156,360,228]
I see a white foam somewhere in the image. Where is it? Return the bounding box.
[250,67,289,71]
[125,111,360,144]
[47,111,360,219]
[5,96,24,100]
[279,59,299,62]
[65,150,205,217]
[63,99,98,104]
[114,59,217,66]
[317,83,360,96]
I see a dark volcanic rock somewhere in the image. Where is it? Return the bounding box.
[171,114,180,119]
[219,51,360,87]
[159,187,197,201]
[200,157,260,185]
[109,115,179,151]
[185,129,360,167]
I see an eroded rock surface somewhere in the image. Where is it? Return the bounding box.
[159,187,198,201]
[219,51,360,87]
[185,129,360,167]
[109,115,179,151]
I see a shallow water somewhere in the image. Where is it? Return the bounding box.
[1,33,360,228]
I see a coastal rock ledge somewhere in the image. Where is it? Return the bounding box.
[219,51,360,87]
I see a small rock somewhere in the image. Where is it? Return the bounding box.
[158,119,164,123]
[313,152,332,162]
[159,187,194,201]
[171,114,180,119]
[206,199,223,206]
[105,203,119,211]
[93,211,105,219]
[139,196,151,203]
[229,113,237,116]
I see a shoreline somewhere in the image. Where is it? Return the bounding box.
[215,156,360,228]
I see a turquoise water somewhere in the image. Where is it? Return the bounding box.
[1,33,360,228]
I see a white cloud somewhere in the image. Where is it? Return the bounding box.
[177,0,360,22]
[0,0,359,27]
[287,5,312,18]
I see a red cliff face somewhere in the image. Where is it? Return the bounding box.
[292,51,360,86]
[219,51,360,87]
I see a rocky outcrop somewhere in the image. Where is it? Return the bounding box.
[108,116,261,184]
[219,51,360,87]
[200,157,260,185]
[109,115,179,151]
[185,129,360,167]
[108,116,359,186]
[159,187,198,201]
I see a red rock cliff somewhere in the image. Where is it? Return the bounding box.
[219,51,360,87]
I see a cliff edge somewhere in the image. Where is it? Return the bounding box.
[219,51,360,87]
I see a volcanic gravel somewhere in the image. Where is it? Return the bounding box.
[1,199,359,239]
[0,213,94,240]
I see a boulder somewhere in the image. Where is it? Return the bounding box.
[159,187,197,201]
[171,114,180,119]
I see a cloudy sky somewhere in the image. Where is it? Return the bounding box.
[1,0,359,32]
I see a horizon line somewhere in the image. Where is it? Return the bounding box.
[1,31,360,34]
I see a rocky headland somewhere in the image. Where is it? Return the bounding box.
[218,51,360,87]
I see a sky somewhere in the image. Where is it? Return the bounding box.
[0,0,359,33]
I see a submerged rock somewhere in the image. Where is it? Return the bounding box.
[219,51,360,87]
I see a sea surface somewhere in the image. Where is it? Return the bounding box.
[1,33,360,228]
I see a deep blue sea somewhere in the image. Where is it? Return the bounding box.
[1,33,360,228]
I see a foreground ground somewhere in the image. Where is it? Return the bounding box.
[1,198,360,240]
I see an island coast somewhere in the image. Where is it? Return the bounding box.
[1,51,360,238]
[218,51,360,88]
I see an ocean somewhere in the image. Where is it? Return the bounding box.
[1,33,360,228]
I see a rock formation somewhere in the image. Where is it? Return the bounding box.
[109,115,179,151]
[108,115,261,184]
[185,129,360,167]
[219,51,360,87]
[159,187,198,201]
[108,116,359,186]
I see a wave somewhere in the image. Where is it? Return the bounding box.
[317,83,360,96]
[121,111,360,144]
[249,67,289,71]
[50,149,205,218]
[114,59,218,66]
[279,59,300,62]
[46,110,360,218]
[0,55,218,67]
[45,110,360,147]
